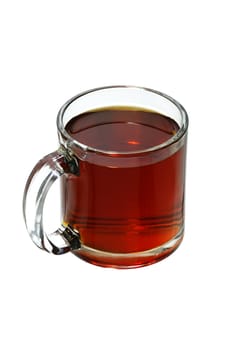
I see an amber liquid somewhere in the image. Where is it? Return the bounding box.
[62,108,186,267]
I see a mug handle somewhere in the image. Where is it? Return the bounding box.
[23,148,81,254]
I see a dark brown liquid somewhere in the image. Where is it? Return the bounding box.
[62,108,186,267]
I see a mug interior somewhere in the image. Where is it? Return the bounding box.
[57,86,188,155]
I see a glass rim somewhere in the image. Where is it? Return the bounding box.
[57,85,189,156]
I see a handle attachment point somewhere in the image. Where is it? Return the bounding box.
[47,225,81,255]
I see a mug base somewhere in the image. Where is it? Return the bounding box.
[72,227,184,269]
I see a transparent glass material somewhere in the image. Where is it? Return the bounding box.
[23,86,188,268]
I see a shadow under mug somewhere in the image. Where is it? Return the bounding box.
[23,86,188,268]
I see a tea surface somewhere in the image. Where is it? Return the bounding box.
[65,108,178,152]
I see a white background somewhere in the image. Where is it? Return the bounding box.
[0,0,233,349]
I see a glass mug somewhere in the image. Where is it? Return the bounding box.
[23,86,188,268]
